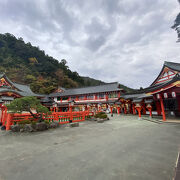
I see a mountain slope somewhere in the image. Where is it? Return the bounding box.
[0,33,134,94]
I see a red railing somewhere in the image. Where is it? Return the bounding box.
[2,110,94,131]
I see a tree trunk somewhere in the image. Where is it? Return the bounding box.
[28,108,38,119]
[28,109,43,122]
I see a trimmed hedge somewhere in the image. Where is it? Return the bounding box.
[94,112,107,119]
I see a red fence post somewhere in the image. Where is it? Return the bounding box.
[117,107,121,114]
[2,107,7,126]
[1,108,4,123]
[55,112,59,122]
[6,114,12,131]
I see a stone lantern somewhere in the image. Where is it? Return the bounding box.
[115,102,121,114]
[109,103,114,117]
[145,99,153,119]
[133,99,142,120]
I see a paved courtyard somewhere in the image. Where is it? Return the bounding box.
[0,114,180,180]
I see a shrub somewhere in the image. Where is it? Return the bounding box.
[44,120,50,125]
[94,112,107,119]
[18,120,32,125]
[100,114,107,119]
[31,121,37,125]
[86,115,92,119]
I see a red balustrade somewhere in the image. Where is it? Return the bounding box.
[2,110,93,131]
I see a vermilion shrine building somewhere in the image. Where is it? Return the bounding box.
[0,73,43,123]
[48,82,123,112]
[120,61,180,120]
[48,61,180,120]
[0,73,42,104]
[0,61,179,121]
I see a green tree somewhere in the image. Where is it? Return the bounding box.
[25,74,36,83]
[172,0,180,42]
[7,96,49,122]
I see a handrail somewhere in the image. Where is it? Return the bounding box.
[3,110,93,131]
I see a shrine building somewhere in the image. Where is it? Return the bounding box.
[120,61,180,120]
[0,73,42,105]
[48,82,123,112]
[0,60,179,121]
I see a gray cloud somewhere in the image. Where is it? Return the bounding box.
[0,0,180,89]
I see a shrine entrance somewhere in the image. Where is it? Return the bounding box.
[164,97,180,117]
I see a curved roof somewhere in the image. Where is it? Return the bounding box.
[164,61,180,71]
[49,82,122,97]
[0,73,43,97]
[151,61,180,86]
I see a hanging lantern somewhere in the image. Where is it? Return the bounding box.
[135,103,141,108]
[146,104,152,109]
[156,94,160,99]
[164,93,168,99]
[172,92,176,98]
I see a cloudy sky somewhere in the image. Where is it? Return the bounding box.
[0,0,180,88]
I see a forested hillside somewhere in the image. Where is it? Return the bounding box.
[0,33,133,94]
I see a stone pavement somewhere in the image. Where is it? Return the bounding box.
[0,114,179,180]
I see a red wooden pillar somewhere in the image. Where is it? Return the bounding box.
[124,105,127,114]
[110,106,113,114]
[132,104,136,115]
[95,94,97,100]
[117,107,121,114]
[105,94,108,101]
[160,97,166,121]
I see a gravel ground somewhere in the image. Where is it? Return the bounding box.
[0,114,179,180]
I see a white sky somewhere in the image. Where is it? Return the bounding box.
[0,0,180,88]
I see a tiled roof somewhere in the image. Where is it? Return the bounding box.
[0,73,43,97]
[1,96,14,101]
[121,93,145,100]
[49,82,122,97]
[164,61,180,72]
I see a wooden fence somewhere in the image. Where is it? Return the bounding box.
[1,110,94,131]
